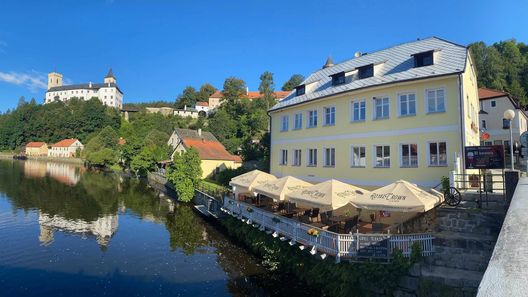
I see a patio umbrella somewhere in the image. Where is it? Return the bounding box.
[253,176,312,201]
[229,170,276,197]
[348,180,441,213]
[285,179,371,212]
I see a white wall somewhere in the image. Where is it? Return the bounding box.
[480,96,528,144]
[45,86,123,109]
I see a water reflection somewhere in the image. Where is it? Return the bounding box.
[0,160,316,297]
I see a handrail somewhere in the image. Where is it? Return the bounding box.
[222,196,434,261]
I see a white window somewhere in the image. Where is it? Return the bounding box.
[324,106,336,126]
[426,88,445,113]
[293,149,302,166]
[280,115,289,132]
[400,144,418,168]
[399,93,416,116]
[428,142,447,166]
[324,148,335,167]
[351,146,366,167]
[308,149,317,167]
[308,110,318,128]
[294,113,303,130]
[374,97,389,119]
[280,149,288,165]
[352,100,366,122]
[374,145,390,168]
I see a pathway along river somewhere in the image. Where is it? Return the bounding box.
[0,160,317,297]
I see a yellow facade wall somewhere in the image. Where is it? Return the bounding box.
[201,159,242,179]
[270,64,478,188]
[26,145,48,156]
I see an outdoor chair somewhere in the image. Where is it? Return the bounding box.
[320,212,329,225]
[344,216,358,233]
[309,208,320,222]
[299,215,311,224]
[277,202,286,213]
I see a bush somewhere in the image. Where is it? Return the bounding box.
[215,167,249,186]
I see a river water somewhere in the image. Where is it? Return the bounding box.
[0,160,314,297]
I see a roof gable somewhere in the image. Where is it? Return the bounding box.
[51,138,80,147]
[26,142,47,148]
[271,37,468,111]
[175,128,239,161]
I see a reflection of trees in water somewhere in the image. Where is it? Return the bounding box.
[165,205,207,254]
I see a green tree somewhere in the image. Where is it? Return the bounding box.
[130,144,168,176]
[166,148,202,202]
[259,71,276,109]
[176,86,197,108]
[84,126,119,167]
[281,74,304,91]
[196,83,216,102]
[222,77,246,103]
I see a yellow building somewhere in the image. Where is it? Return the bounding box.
[269,37,480,188]
[168,128,242,179]
[25,142,49,156]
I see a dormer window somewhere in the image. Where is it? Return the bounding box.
[295,85,306,96]
[413,50,434,67]
[330,72,346,86]
[357,64,374,79]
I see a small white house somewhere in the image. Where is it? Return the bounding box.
[48,139,84,158]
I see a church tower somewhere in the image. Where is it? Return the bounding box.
[47,72,63,90]
[104,68,116,84]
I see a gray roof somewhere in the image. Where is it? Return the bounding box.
[105,68,115,78]
[270,37,468,111]
[174,128,218,142]
[47,82,123,94]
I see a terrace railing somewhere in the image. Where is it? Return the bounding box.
[222,196,434,261]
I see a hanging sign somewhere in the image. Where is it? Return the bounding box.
[465,146,505,169]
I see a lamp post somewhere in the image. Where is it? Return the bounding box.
[504,109,516,170]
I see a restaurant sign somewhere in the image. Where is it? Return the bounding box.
[357,235,389,258]
[464,146,505,169]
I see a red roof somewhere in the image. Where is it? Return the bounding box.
[196,101,209,106]
[118,138,126,145]
[478,88,508,100]
[51,138,80,148]
[26,142,47,148]
[183,138,240,161]
[210,90,290,100]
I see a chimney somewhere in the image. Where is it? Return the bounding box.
[198,128,202,136]
[184,105,187,111]
[246,87,249,95]
[89,82,92,88]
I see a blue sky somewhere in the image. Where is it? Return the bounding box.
[0,0,526,112]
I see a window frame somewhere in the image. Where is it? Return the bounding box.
[358,64,374,79]
[279,149,288,166]
[398,92,417,117]
[295,85,305,96]
[350,145,366,168]
[323,106,336,126]
[399,143,419,168]
[293,112,303,130]
[373,96,390,120]
[373,145,391,168]
[307,148,318,167]
[425,87,446,114]
[293,149,302,166]
[331,72,346,86]
[307,109,318,128]
[323,147,336,167]
[280,115,289,132]
[413,51,434,67]
[351,99,366,122]
[427,141,448,167]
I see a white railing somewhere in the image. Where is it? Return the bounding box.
[222,196,434,260]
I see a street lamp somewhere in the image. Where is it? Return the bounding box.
[504,109,516,170]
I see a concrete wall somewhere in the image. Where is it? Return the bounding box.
[477,177,528,297]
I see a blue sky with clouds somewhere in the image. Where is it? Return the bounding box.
[0,0,526,112]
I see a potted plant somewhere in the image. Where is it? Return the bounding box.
[307,228,320,237]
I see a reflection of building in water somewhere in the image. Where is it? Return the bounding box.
[38,211,118,247]
[46,162,81,185]
[24,160,47,179]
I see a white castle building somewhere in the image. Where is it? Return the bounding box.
[44,69,123,109]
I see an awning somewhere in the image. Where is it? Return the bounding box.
[253,176,312,201]
[348,180,441,213]
[229,170,276,195]
[286,179,371,212]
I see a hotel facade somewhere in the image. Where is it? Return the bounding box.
[269,37,480,187]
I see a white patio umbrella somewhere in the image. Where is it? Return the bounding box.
[285,179,371,212]
[253,176,312,201]
[348,180,441,213]
[229,170,276,198]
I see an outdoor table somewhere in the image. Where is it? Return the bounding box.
[327,215,356,224]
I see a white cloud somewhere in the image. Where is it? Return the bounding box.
[0,70,48,92]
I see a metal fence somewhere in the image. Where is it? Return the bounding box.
[222,196,434,261]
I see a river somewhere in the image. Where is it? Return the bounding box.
[0,160,315,297]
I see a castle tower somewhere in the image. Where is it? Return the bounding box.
[104,68,116,84]
[47,72,63,90]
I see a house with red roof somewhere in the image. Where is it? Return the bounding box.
[168,128,242,178]
[478,88,527,151]
[48,138,84,158]
[25,142,48,156]
[208,89,290,110]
